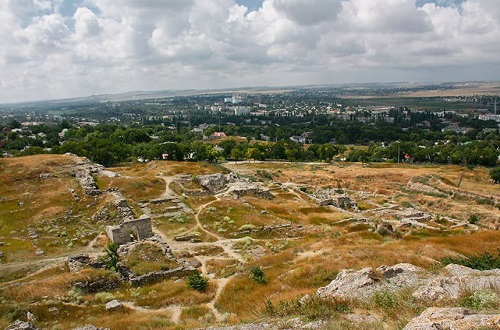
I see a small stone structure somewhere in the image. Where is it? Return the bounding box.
[106,215,153,245]
[196,172,239,193]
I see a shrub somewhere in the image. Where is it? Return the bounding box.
[490,167,500,184]
[102,243,119,272]
[468,214,479,225]
[187,272,208,292]
[441,250,500,270]
[460,291,498,310]
[250,266,266,284]
[373,291,396,308]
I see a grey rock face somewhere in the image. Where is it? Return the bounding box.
[316,263,424,299]
[5,320,39,330]
[105,299,123,311]
[72,325,110,330]
[403,307,500,330]
[317,263,500,303]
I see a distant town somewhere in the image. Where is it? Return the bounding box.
[0,83,499,167]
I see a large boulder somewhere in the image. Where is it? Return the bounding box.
[317,263,500,303]
[403,307,500,330]
[5,320,38,330]
[316,263,424,300]
[105,299,123,311]
[413,264,500,301]
[316,267,377,299]
[72,325,110,330]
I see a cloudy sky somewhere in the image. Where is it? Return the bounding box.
[1,0,499,103]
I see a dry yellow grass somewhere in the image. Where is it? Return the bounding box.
[1,155,499,329]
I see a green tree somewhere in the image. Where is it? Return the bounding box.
[491,167,500,184]
[246,147,261,162]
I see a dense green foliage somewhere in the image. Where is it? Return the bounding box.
[187,272,209,292]
[1,91,499,167]
[102,243,120,272]
[491,167,500,184]
[250,266,266,284]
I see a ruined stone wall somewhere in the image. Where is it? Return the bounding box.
[106,216,153,245]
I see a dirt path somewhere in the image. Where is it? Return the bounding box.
[158,175,176,198]
[148,176,249,323]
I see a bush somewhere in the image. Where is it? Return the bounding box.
[441,250,500,270]
[468,214,479,225]
[102,243,119,272]
[250,266,266,284]
[187,272,208,292]
[460,291,498,310]
[373,291,396,308]
[490,167,500,184]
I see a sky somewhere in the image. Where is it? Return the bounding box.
[0,0,499,103]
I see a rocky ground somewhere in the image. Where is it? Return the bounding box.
[1,155,499,329]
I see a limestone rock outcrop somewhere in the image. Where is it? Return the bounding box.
[5,320,38,330]
[316,263,500,303]
[316,263,423,299]
[403,307,500,330]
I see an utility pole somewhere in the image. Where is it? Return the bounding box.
[396,140,401,163]
[218,110,221,132]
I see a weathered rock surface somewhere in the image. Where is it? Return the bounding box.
[4,320,38,330]
[403,307,500,330]
[196,173,239,193]
[72,325,110,330]
[195,172,274,199]
[413,264,500,301]
[105,299,123,311]
[316,263,423,299]
[76,168,100,196]
[317,263,500,303]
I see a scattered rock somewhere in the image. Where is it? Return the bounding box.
[34,249,44,256]
[174,233,201,242]
[105,299,123,311]
[68,188,80,201]
[5,320,38,330]
[196,173,238,193]
[403,307,500,330]
[75,169,100,196]
[39,173,53,179]
[48,307,59,314]
[72,325,110,330]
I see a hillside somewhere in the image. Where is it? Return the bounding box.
[0,155,499,329]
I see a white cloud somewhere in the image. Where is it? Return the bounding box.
[0,0,499,102]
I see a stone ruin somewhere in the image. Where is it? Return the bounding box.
[105,215,153,245]
[313,188,359,211]
[196,172,239,193]
[68,235,196,287]
[195,172,274,199]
